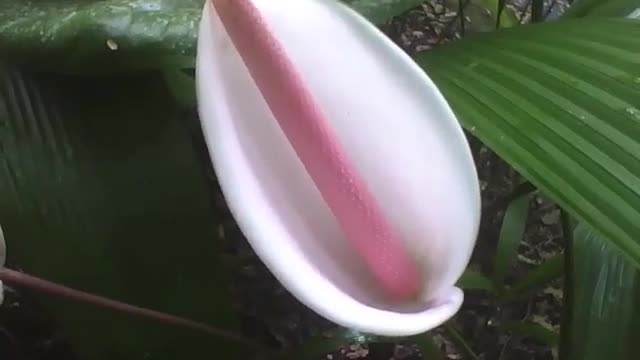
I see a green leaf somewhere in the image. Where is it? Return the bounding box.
[0,0,203,73]
[0,62,250,359]
[456,268,494,291]
[562,222,640,360]
[417,18,640,272]
[563,0,640,18]
[0,0,423,73]
[493,193,530,289]
[496,0,507,27]
[163,68,196,109]
[342,0,424,24]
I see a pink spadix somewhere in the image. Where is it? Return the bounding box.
[210,0,421,300]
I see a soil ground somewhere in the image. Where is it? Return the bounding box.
[0,1,572,359]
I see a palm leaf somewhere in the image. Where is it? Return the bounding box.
[563,0,640,18]
[0,0,423,73]
[562,222,640,360]
[0,61,247,359]
[0,0,204,72]
[416,18,640,269]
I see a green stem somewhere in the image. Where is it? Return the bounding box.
[496,0,506,28]
[458,0,466,36]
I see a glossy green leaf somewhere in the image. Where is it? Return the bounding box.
[0,0,422,73]
[417,18,640,272]
[496,0,507,27]
[563,0,640,18]
[457,268,494,291]
[562,222,640,360]
[493,193,530,288]
[0,62,249,359]
[0,0,203,72]
[163,68,196,109]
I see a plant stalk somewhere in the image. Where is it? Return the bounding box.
[0,267,255,347]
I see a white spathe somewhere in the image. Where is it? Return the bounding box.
[195,0,481,336]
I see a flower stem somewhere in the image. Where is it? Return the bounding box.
[0,267,255,346]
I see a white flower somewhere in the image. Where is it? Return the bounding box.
[195,0,480,336]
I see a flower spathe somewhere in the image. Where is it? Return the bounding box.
[196,0,481,336]
[210,0,422,301]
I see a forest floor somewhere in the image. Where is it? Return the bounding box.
[0,1,572,359]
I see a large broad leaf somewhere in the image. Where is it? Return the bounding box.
[563,0,640,18]
[562,222,640,360]
[492,192,530,289]
[0,62,248,359]
[0,0,418,73]
[0,0,205,72]
[416,18,640,269]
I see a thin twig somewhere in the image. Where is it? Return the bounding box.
[0,268,256,347]
[497,334,512,360]
[458,0,466,37]
[444,323,480,360]
[436,0,471,45]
